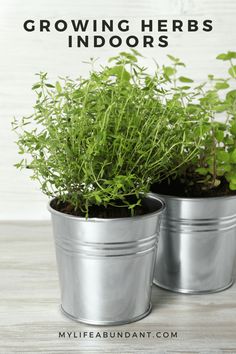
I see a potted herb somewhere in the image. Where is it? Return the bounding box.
[152,52,236,294]
[13,51,200,324]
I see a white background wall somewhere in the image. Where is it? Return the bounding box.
[0,0,236,220]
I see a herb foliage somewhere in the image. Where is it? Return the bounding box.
[13,51,203,216]
[162,51,236,195]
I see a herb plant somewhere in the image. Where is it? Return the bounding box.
[13,51,203,216]
[155,51,236,197]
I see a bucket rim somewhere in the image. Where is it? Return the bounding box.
[47,192,165,222]
[153,192,236,202]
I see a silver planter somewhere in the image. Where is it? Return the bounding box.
[48,193,164,325]
[153,194,236,294]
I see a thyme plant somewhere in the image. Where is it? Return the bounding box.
[13,51,203,216]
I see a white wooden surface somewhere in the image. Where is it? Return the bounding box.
[0,0,236,220]
[0,222,236,353]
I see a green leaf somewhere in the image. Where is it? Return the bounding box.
[94,194,102,203]
[179,76,194,83]
[228,66,236,78]
[180,86,191,90]
[228,51,236,59]
[108,55,119,63]
[200,93,219,108]
[214,103,228,112]
[229,182,236,190]
[230,122,236,135]
[119,52,138,62]
[215,82,230,90]
[45,83,55,88]
[55,81,62,94]
[196,167,208,176]
[186,104,200,114]
[216,52,236,61]
[131,49,143,57]
[216,164,231,176]
[107,65,131,81]
[230,149,236,163]
[163,66,176,77]
[227,51,236,59]
[167,55,185,66]
[226,90,236,103]
[208,74,214,80]
[32,83,41,90]
[227,175,236,184]
[215,130,224,142]
[167,54,179,62]
[216,150,230,163]
[216,53,229,61]
[225,136,235,145]
[215,122,226,130]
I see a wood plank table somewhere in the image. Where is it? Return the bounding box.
[0,222,235,354]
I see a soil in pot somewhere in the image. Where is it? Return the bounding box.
[51,195,159,218]
[151,177,236,198]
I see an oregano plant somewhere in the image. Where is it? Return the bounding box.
[195,51,236,191]
[154,51,236,197]
[13,51,204,216]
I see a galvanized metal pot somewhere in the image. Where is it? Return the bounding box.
[48,193,164,325]
[153,194,236,294]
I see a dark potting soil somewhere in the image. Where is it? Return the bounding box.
[51,196,153,218]
[151,177,236,198]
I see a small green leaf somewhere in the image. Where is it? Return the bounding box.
[131,49,143,57]
[230,149,236,163]
[216,150,230,163]
[215,103,228,112]
[229,182,236,190]
[119,52,138,62]
[45,83,54,88]
[163,66,176,77]
[179,76,194,83]
[216,53,229,61]
[228,66,236,78]
[230,122,236,135]
[196,167,208,176]
[55,81,62,93]
[167,54,179,62]
[107,65,131,81]
[208,74,214,80]
[217,52,236,61]
[186,104,200,114]
[180,86,191,90]
[215,130,224,142]
[215,82,229,90]
[228,51,236,59]
[32,83,41,90]
[108,56,119,63]
[216,164,231,176]
[226,90,236,103]
[227,174,236,184]
[200,91,219,106]
[225,136,235,145]
[94,194,102,203]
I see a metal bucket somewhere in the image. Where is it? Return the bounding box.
[153,194,236,294]
[48,193,164,325]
